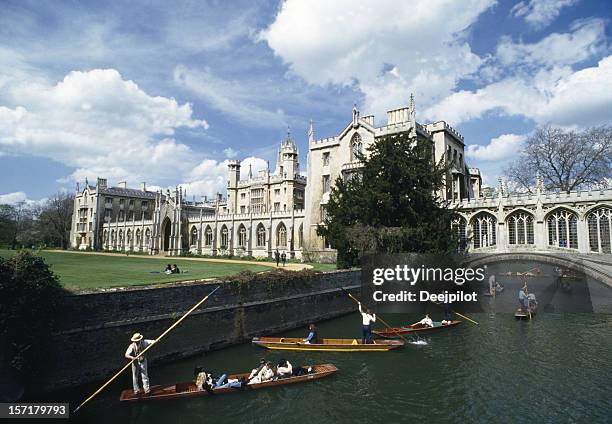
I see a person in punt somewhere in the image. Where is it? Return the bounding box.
[248,358,266,381]
[248,361,275,384]
[125,332,156,395]
[303,323,319,344]
[276,359,293,378]
[417,314,433,327]
[358,302,376,344]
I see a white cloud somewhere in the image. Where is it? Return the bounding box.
[424,55,612,127]
[259,0,495,120]
[223,147,239,158]
[181,156,268,199]
[173,65,288,128]
[511,0,579,29]
[0,69,208,185]
[467,134,527,161]
[496,19,605,68]
[0,191,47,206]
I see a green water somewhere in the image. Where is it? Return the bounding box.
[68,312,612,424]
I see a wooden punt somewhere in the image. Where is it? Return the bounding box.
[251,337,404,351]
[372,320,461,338]
[119,363,338,402]
[515,308,536,320]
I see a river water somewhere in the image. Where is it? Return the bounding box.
[62,261,612,423]
[68,311,612,424]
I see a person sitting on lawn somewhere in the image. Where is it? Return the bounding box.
[164,264,172,275]
[171,264,180,274]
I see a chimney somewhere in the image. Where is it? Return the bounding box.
[141,182,146,191]
[118,181,127,189]
[217,192,222,202]
[97,178,107,189]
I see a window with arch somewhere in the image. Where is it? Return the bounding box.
[238,225,247,247]
[587,207,611,253]
[135,229,141,246]
[144,228,151,247]
[205,226,213,246]
[507,211,534,245]
[451,216,467,251]
[118,230,124,247]
[103,230,108,244]
[350,133,362,161]
[276,223,287,248]
[472,213,496,249]
[547,209,578,249]
[220,226,229,249]
[126,229,132,247]
[298,224,303,248]
[190,227,198,246]
[256,224,266,247]
[111,230,116,247]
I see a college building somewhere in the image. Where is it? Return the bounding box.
[70,99,612,259]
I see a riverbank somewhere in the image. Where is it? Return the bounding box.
[39,269,360,391]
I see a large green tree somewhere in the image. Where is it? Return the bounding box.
[0,251,65,399]
[317,132,457,268]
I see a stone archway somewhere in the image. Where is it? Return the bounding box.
[161,217,172,252]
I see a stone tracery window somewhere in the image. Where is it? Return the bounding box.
[587,207,612,253]
[276,222,287,248]
[256,223,266,247]
[507,211,534,245]
[220,225,229,249]
[190,226,198,246]
[350,133,362,161]
[547,209,578,249]
[205,226,213,246]
[238,225,247,247]
[472,213,496,249]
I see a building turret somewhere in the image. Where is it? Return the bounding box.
[227,160,241,213]
[276,127,300,179]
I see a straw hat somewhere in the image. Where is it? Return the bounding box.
[131,333,144,342]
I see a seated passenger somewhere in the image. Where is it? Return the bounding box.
[276,359,293,378]
[248,359,266,381]
[249,361,274,384]
[417,314,433,327]
[194,367,213,391]
[303,323,319,344]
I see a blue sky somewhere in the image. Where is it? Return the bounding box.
[1,0,611,204]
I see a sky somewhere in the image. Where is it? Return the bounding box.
[1,0,611,204]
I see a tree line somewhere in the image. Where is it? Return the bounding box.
[0,193,74,250]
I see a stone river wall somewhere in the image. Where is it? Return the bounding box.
[41,270,360,391]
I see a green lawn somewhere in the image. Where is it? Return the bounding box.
[0,249,270,290]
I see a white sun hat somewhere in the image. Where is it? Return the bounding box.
[131,333,144,342]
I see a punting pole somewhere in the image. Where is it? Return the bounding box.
[74,285,221,413]
[341,287,412,345]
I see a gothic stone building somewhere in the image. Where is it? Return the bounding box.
[70,101,612,259]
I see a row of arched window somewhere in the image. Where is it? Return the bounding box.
[189,222,303,250]
[103,228,151,249]
[454,206,612,253]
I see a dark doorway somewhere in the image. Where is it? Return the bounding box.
[162,218,171,252]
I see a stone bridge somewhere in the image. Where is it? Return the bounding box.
[463,251,612,288]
